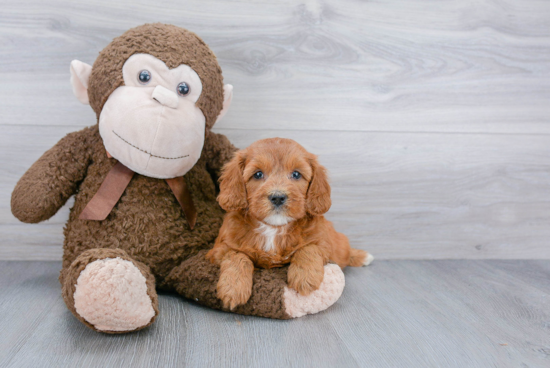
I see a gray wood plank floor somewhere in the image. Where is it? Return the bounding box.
[2,0,550,261]
[1,260,549,368]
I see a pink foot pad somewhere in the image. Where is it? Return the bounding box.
[283,263,345,318]
[73,257,155,332]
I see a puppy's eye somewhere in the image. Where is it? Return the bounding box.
[138,70,151,84]
[291,171,302,180]
[253,171,264,180]
[177,82,190,96]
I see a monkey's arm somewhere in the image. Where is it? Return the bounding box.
[11,127,93,223]
[166,250,291,319]
[165,250,346,319]
[203,130,238,181]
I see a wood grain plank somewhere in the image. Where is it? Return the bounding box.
[1,125,549,260]
[2,0,550,260]
[0,0,549,134]
[1,260,549,367]
[331,260,550,367]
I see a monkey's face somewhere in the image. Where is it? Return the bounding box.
[98,54,205,179]
[70,24,233,179]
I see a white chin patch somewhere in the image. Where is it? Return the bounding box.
[263,214,293,226]
[99,86,205,179]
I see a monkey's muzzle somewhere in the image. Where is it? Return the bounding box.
[98,86,206,179]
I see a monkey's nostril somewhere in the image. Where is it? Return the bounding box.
[268,193,287,207]
[151,85,179,109]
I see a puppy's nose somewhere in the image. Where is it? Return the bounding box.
[269,193,287,207]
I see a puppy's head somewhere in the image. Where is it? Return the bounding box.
[218,138,331,225]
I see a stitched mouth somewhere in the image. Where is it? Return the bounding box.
[113,130,189,160]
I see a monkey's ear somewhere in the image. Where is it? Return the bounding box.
[70,60,93,105]
[215,84,233,124]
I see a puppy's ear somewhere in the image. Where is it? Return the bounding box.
[218,150,248,211]
[306,155,332,216]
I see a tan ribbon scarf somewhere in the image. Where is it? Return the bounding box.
[79,161,197,229]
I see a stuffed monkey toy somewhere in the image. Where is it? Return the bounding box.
[11,24,345,333]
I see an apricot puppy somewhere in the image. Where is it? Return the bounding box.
[207,138,373,310]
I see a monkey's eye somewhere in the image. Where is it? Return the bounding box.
[291,171,302,180]
[253,171,264,180]
[177,82,190,96]
[138,70,151,84]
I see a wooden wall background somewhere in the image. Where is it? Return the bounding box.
[1,0,549,260]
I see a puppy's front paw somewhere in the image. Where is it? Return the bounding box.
[217,273,252,310]
[287,263,325,296]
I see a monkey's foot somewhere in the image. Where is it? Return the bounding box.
[67,251,158,333]
[73,257,155,332]
[283,263,345,318]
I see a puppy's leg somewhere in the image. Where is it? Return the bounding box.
[217,250,254,310]
[349,248,374,267]
[288,245,325,296]
[329,228,374,268]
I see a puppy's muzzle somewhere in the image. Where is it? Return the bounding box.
[268,192,287,208]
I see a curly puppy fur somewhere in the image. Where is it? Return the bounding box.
[11,24,301,332]
[207,138,371,309]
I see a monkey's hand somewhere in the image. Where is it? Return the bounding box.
[11,126,93,223]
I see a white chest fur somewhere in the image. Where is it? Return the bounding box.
[256,222,282,252]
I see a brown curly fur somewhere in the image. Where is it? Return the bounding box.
[11,24,292,333]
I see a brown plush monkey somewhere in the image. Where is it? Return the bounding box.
[11,24,345,334]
